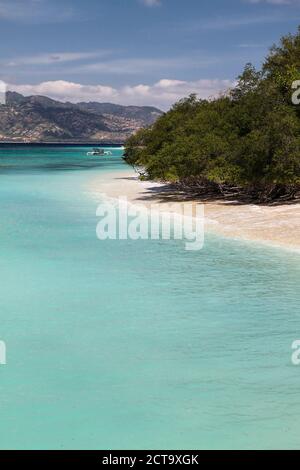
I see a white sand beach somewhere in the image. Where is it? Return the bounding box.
[89,167,300,252]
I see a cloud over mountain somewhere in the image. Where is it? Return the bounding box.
[8,78,234,110]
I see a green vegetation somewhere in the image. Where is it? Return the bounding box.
[124,28,300,202]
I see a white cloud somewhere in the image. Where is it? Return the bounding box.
[5,51,109,67]
[1,51,222,78]
[0,0,73,23]
[196,13,297,30]
[140,0,161,6]
[82,56,218,75]
[247,0,300,4]
[7,78,234,110]
[237,43,267,48]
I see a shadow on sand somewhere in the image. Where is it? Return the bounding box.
[113,176,300,207]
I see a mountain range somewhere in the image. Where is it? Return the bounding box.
[0,92,163,143]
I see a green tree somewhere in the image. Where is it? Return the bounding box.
[124,27,300,201]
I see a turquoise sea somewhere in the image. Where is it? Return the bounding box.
[0,146,300,450]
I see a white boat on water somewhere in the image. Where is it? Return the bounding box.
[87,148,113,156]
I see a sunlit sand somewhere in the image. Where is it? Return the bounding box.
[89,167,300,252]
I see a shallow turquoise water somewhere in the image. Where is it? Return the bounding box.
[0,146,300,450]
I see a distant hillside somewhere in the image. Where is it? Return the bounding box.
[77,102,162,127]
[0,92,163,143]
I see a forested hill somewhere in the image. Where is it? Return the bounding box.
[125,27,300,202]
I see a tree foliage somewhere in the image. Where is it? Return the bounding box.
[125,28,300,201]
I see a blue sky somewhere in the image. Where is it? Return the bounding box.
[0,0,300,109]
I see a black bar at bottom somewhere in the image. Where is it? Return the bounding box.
[0,450,295,465]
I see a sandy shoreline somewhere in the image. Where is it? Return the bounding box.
[89,167,300,252]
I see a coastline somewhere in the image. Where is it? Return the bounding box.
[0,142,125,147]
[89,167,300,253]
